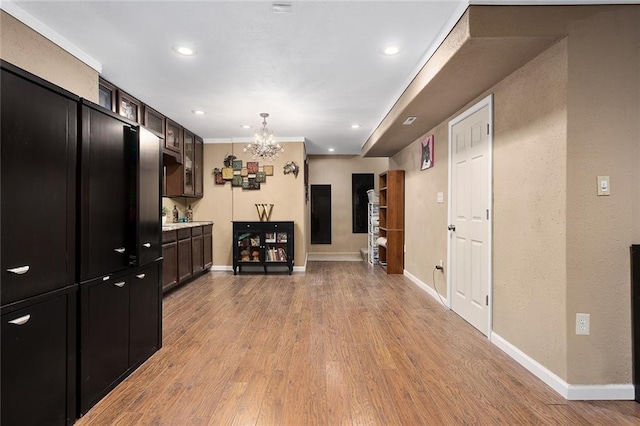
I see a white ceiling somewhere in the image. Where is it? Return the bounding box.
[7,0,472,155]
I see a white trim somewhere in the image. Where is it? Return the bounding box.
[404,269,450,308]
[447,94,494,335]
[307,252,362,262]
[293,265,306,273]
[0,1,102,72]
[211,265,233,272]
[470,0,638,4]
[491,332,635,400]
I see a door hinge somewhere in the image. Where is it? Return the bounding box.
[486,295,489,306]
[487,124,490,135]
[486,209,489,220]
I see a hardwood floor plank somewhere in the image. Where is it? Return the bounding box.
[75,263,640,425]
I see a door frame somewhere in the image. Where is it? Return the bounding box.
[446,94,494,337]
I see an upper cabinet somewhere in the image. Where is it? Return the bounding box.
[165,119,183,162]
[195,136,203,197]
[183,129,195,196]
[98,78,116,112]
[117,90,141,124]
[143,105,165,136]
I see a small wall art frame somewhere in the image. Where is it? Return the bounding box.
[420,134,434,170]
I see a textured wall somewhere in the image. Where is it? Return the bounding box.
[565,7,640,384]
[0,11,98,101]
[189,142,307,268]
[307,155,389,255]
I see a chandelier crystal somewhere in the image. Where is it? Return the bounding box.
[243,113,283,160]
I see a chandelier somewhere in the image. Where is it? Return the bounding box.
[243,113,283,160]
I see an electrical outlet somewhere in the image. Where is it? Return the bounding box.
[576,313,590,335]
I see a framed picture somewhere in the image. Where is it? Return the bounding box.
[248,178,260,190]
[247,161,259,174]
[420,134,434,170]
[241,167,248,177]
[222,167,234,180]
[232,159,243,170]
[232,175,243,187]
[264,165,274,176]
[214,171,225,184]
[256,171,266,183]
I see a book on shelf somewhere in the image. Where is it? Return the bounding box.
[265,232,276,243]
[277,247,286,261]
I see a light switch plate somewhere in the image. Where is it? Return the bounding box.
[437,192,444,204]
[597,176,610,196]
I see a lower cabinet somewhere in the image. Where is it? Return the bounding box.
[233,221,294,275]
[1,286,76,426]
[162,224,213,293]
[79,260,161,415]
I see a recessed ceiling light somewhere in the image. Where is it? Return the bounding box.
[192,110,205,115]
[351,124,360,129]
[241,125,252,129]
[381,46,400,56]
[328,148,335,152]
[172,45,196,56]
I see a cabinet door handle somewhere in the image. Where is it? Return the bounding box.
[102,275,110,281]
[7,266,29,275]
[136,273,146,279]
[114,247,126,254]
[8,314,31,325]
[114,281,126,288]
[143,243,151,248]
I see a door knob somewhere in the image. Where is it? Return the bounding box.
[447,225,456,231]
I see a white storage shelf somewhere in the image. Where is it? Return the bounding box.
[368,202,379,265]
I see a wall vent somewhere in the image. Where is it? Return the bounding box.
[402,116,417,125]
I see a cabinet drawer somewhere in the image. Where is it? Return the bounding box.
[191,226,202,237]
[178,228,191,240]
[203,224,213,235]
[162,230,177,243]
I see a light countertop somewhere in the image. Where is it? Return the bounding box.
[162,221,213,232]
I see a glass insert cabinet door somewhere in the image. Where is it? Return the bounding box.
[183,129,194,195]
[165,119,182,155]
[236,230,261,263]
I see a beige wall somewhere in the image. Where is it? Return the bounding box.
[565,7,640,384]
[307,155,389,255]
[176,142,307,268]
[392,6,639,387]
[0,10,98,101]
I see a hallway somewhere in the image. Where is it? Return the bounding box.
[77,262,640,425]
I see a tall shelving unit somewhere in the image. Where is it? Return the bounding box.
[368,202,379,265]
[378,170,405,274]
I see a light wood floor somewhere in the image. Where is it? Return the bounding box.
[77,261,640,425]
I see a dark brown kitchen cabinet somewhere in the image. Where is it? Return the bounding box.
[138,127,162,266]
[79,102,137,282]
[129,262,162,367]
[143,104,165,135]
[1,62,78,306]
[1,287,76,426]
[183,129,195,196]
[162,230,178,292]
[195,136,204,196]
[192,226,204,275]
[204,224,213,270]
[79,260,161,415]
[178,228,193,283]
[117,89,141,124]
[165,118,183,160]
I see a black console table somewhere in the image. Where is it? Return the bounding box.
[232,221,294,275]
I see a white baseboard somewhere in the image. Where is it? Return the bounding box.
[210,265,233,272]
[307,252,362,262]
[403,269,449,307]
[491,332,634,400]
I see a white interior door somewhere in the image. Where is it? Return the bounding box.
[448,96,492,336]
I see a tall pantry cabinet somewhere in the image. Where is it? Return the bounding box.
[1,61,163,424]
[1,62,78,426]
